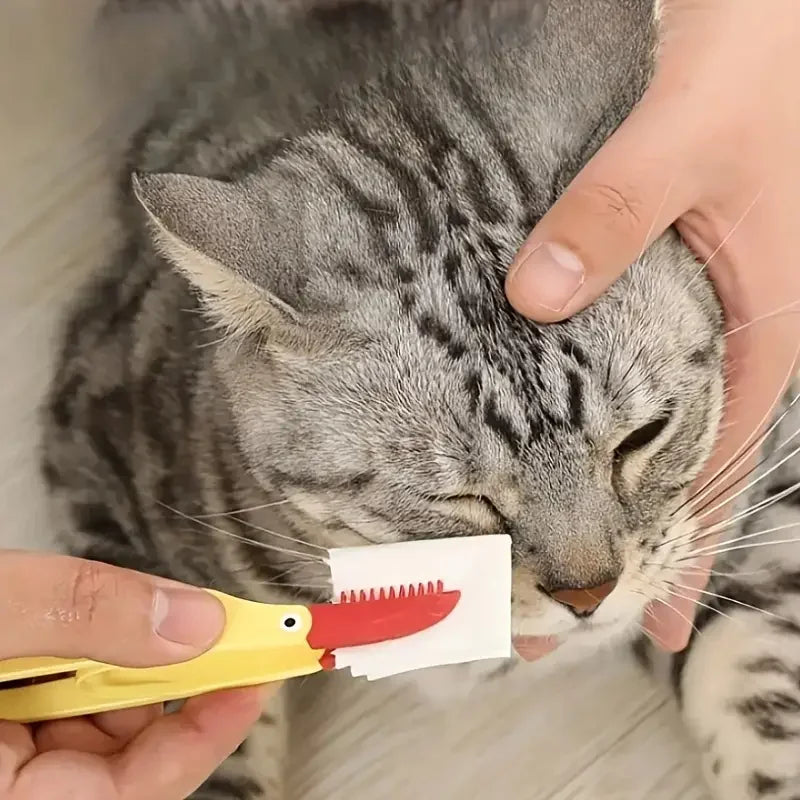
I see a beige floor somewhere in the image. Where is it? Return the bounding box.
[0,3,707,798]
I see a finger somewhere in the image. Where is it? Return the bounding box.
[644,554,713,652]
[505,96,695,322]
[0,552,225,666]
[642,317,799,650]
[644,203,800,650]
[113,686,271,800]
[10,751,115,800]
[0,722,35,791]
[512,636,559,662]
[92,705,163,743]
[34,717,119,756]
[35,705,164,756]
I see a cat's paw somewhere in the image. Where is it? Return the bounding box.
[678,596,800,799]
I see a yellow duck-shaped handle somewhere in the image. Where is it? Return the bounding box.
[0,582,461,723]
[0,591,325,722]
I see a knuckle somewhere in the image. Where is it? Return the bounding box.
[67,560,119,625]
[581,182,644,229]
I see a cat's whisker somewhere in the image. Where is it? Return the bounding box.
[635,622,668,649]
[724,301,800,338]
[630,587,659,615]
[648,592,705,636]
[179,306,214,318]
[232,561,327,580]
[638,178,676,263]
[693,474,800,540]
[659,588,736,628]
[664,580,787,623]
[776,414,800,452]
[693,435,800,523]
[193,499,291,518]
[157,501,327,562]
[671,419,800,532]
[687,188,764,286]
[628,575,707,635]
[675,535,800,563]
[660,434,798,552]
[227,514,330,553]
[671,368,800,519]
[252,580,330,590]
[629,607,674,649]
[197,334,232,349]
[228,561,329,590]
[629,586,657,611]
[682,520,800,556]
[672,404,797,528]
[266,563,330,583]
[641,561,771,579]
[664,406,800,551]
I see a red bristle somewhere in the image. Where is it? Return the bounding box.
[336,579,447,604]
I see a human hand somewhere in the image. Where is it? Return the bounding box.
[0,551,267,799]
[505,0,800,653]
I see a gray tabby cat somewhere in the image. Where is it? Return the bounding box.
[43,0,800,797]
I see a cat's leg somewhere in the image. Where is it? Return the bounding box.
[191,688,289,800]
[671,501,800,800]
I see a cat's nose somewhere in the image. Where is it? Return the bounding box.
[545,579,618,616]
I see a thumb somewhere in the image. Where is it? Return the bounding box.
[505,100,694,322]
[0,551,225,667]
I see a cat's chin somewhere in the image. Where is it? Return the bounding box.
[512,607,643,653]
[391,623,641,706]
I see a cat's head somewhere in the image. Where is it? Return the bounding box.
[131,0,724,658]
[133,151,723,656]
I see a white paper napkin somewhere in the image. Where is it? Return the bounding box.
[328,535,511,680]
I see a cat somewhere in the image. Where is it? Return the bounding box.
[42,1,800,797]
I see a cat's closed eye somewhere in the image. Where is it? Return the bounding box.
[613,413,673,462]
[425,493,504,525]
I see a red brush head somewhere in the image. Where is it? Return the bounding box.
[306,580,460,669]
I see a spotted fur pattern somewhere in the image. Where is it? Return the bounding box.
[43,1,800,797]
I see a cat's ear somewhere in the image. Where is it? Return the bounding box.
[132,171,302,338]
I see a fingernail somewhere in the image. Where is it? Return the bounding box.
[508,242,585,312]
[152,588,226,649]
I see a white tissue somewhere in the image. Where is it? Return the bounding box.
[328,534,511,680]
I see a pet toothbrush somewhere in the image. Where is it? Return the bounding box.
[0,533,512,723]
[0,581,458,723]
